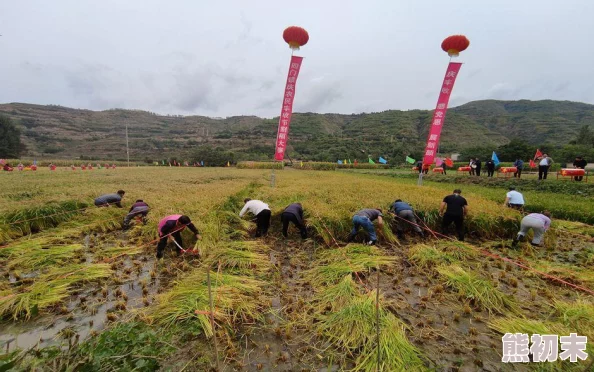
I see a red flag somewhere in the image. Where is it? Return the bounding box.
[422,62,463,166]
[534,149,542,160]
[529,159,536,168]
[445,157,454,167]
[274,56,303,161]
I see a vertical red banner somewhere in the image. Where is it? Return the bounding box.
[422,62,462,166]
[274,56,303,161]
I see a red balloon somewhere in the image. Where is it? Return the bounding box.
[283,26,309,50]
[441,35,470,57]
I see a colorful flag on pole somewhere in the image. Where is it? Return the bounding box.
[344,159,347,165]
[337,160,343,164]
[491,151,500,166]
[368,157,375,164]
[274,56,304,161]
[300,161,303,168]
[435,158,443,167]
[422,62,463,166]
[201,161,204,167]
[534,149,543,160]
[529,159,536,168]
[348,159,352,164]
[406,156,416,164]
[445,157,454,167]
[379,157,387,164]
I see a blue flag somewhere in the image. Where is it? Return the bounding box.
[33,159,37,166]
[201,160,204,166]
[492,151,500,166]
[337,160,343,164]
[379,157,387,164]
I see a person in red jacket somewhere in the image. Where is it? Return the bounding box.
[156,215,201,259]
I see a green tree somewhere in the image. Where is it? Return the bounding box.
[459,146,492,162]
[0,115,25,158]
[190,146,235,166]
[496,139,533,161]
[574,125,594,147]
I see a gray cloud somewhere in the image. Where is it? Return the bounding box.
[295,79,343,113]
[0,0,593,117]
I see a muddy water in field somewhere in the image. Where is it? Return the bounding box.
[235,237,341,371]
[0,232,166,353]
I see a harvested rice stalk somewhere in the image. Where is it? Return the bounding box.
[437,265,518,314]
[316,291,425,371]
[8,244,83,271]
[305,244,395,285]
[552,299,594,337]
[0,263,112,320]
[143,271,267,337]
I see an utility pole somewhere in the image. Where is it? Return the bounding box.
[125,122,130,167]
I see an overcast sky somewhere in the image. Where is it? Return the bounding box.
[1,0,593,118]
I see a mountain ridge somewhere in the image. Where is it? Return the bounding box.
[1,99,592,162]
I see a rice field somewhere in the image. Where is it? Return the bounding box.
[1,167,593,371]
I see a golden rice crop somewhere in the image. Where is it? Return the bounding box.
[236,161,284,169]
[437,265,518,314]
[0,263,112,320]
[305,244,396,285]
[143,271,267,336]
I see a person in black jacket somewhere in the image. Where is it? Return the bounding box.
[573,156,587,181]
[281,203,307,239]
[485,159,495,177]
[474,158,482,176]
[439,189,468,241]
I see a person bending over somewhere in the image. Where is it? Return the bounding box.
[156,214,200,259]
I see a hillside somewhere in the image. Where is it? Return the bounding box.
[1,100,593,162]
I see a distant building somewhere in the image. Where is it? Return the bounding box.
[450,153,461,161]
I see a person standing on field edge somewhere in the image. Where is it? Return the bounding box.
[240,198,272,237]
[468,158,475,175]
[123,199,150,230]
[485,159,495,177]
[156,215,200,259]
[513,158,524,178]
[474,158,482,176]
[538,154,553,180]
[281,203,307,239]
[504,187,525,210]
[94,190,125,207]
[416,160,423,174]
[573,156,587,181]
[347,208,384,245]
[512,211,551,248]
[439,189,468,241]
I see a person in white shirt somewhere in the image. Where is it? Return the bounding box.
[239,198,271,237]
[512,211,551,247]
[538,154,553,180]
[504,187,525,210]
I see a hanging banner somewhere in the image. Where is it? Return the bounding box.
[422,62,462,165]
[274,56,303,161]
